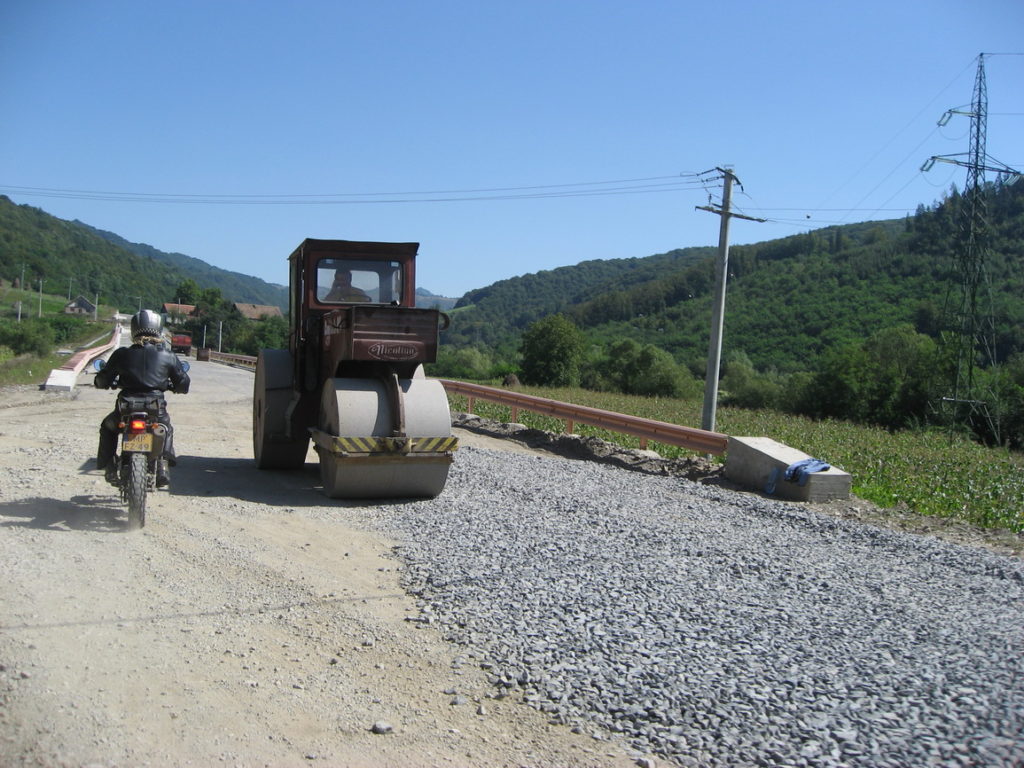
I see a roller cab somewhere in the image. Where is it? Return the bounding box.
[253,239,458,498]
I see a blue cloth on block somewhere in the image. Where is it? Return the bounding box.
[765,458,831,495]
[784,458,831,486]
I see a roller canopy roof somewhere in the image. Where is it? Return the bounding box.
[289,239,419,261]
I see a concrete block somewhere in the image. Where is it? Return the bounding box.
[43,369,78,392]
[724,436,851,502]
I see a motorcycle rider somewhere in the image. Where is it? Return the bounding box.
[95,309,190,488]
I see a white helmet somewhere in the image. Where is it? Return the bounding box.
[130,309,163,342]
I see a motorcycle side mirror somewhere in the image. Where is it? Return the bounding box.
[92,359,106,371]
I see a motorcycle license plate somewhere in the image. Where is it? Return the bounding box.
[123,433,153,453]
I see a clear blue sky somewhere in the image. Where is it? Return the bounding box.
[2,0,1022,298]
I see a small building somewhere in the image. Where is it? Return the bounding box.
[162,302,197,324]
[233,302,283,320]
[64,296,96,316]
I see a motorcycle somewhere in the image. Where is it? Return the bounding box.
[93,358,189,529]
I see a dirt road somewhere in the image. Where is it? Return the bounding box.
[0,361,639,767]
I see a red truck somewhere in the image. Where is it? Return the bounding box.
[170,333,192,355]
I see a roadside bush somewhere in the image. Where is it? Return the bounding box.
[46,314,87,344]
[0,319,55,357]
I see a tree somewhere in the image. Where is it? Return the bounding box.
[173,279,203,305]
[519,315,585,387]
[232,314,289,356]
[798,325,937,428]
[721,352,784,410]
[599,339,695,397]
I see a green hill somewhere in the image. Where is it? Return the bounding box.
[0,197,465,315]
[443,182,1024,376]
[445,245,715,354]
[78,221,288,309]
[0,196,287,311]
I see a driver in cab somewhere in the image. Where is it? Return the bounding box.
[324,269,371,302]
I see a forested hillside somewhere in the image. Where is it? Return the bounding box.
[573,191,1024,375]
[80,222,288,309]
[437,182,1024,446]
[0,196,287,311]
[445,245,715,354]
[443,182,1024,374]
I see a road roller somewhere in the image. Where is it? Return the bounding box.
[253,239,458,498]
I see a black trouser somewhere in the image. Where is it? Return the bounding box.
[97,394,176,469]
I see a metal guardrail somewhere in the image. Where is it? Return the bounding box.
[206,350,257,369]
[439,379,729,455]
[209,353,728,455]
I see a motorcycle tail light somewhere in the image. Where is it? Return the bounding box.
[129,418,147,432]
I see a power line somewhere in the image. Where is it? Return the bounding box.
[742,206,913,212]
[0,173,714,206]
[812,58,978,215]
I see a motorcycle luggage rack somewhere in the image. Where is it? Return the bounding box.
[120,395,163,412]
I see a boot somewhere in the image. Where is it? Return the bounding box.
[105,461,119,486]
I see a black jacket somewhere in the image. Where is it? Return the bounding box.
[95,342,190,396]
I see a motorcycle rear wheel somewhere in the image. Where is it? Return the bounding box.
[125,453,147,530]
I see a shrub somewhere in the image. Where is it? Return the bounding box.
[720,355,785,410]
[430,346,495,380]
[519,315,586,387]
[46,314,87,344]
[605,339,696,398]
[0,319,55,357]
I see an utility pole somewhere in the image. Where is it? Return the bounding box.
[38,279,43,318]
[696,167,765,433]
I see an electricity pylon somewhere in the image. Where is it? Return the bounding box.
[922,53,1022,441]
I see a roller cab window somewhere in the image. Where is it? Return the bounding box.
[317,259,403,304]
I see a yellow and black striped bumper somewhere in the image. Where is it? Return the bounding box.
[310,429,458,456]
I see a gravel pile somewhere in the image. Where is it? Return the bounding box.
[367,446,1024,768]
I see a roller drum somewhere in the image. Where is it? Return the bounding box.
[253,349,310,469]
[318,377,454,498]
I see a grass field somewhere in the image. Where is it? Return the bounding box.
[447,386,1024,534]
